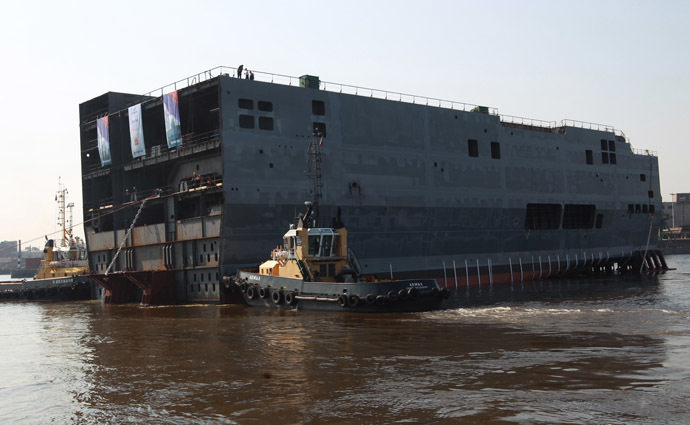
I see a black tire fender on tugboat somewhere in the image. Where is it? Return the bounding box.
[240,282,248,293]
[387,290,399,303]
[365,294,376,304]
[259,287,270,299]
[338,294,348,307]
[271,289,283,304]
[348,294,360,308]
[246,285,258,300]
[397,289,408,301]
[285,291,297,306]
[375,295,387,305]
[407,287,419,298]
[439,287,450,299]
[431,287,439,297]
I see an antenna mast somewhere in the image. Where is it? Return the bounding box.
[56,178,69,247]
[307,133,324,225]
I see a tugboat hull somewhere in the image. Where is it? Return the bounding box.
[234,271,447,313]
[0,275,93,301]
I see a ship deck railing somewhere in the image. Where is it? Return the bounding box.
[140,66,633,140]
[89,66,653,157]
[82,129,220,178]
[84,175,223,216]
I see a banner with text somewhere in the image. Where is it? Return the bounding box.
[128,103,146,158]
[96,116,111,166]
[163,91,182,149]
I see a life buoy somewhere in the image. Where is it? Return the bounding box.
[337,294,348,307]
[285,291,297,306]
[246,286,258,300]
[365,294,376,304]
[347,294,360,308]
[397,289,408,301]
[271,290,283,304]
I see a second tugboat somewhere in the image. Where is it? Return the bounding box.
[231,136,448,312]
[0,181,92,301]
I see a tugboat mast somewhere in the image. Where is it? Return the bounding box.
[56,179,69,247]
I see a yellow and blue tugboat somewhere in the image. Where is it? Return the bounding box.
[231,136,448,312]
[0,182,92,301]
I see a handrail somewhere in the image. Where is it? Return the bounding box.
[97,65,656,155]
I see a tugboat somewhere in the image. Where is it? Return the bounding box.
[0,182,92,301]
[230,136,449,312]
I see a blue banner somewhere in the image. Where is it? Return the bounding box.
[96,116,111,166]
[163,91,182,148]
[128,104,146,158]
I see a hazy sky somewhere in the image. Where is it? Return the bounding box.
[0,0,688,245]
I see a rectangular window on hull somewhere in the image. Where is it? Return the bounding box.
[563,204,596,229]
[586,150,593,164]
[239,115,254,129]
[258,101,273,112]
[595,213,604,229]
[601,152,609,164]
[601,139,608,151]
[468,139,479,157]
[313,122,327,137]
[609,153,617,164]
[525,203,562,230]
[608,140,616,152]
[312,100,325,116]
[258,116,274,131]
[238,98,253,110]
[491,141,501,159]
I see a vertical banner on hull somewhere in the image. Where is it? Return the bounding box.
[163,91,182,149]
[96,116,111,166]
[128,103,146,158]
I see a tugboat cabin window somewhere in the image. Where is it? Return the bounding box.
[307,228,338,257]
[308,236,320,256]
[320,235,335,257]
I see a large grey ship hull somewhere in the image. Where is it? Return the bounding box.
[79,68,663,304]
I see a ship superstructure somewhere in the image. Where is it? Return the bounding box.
[78,67,664,305]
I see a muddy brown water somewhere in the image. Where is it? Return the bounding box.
[1,255,689,424]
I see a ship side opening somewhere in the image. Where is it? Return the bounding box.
[80,79,224,304]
